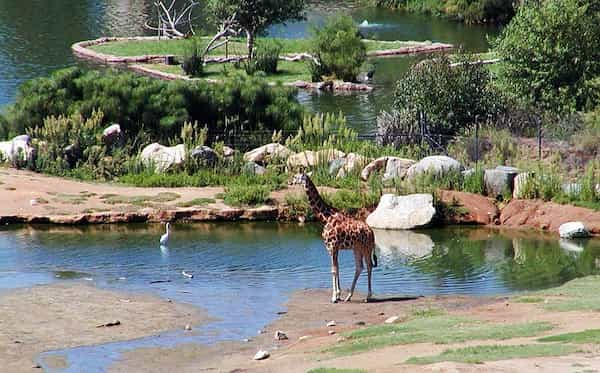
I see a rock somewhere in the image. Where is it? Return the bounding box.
[484,166,519,199]
[384,316,401,324]
[406,155,462,179]
[462,168,475,178]
[140,143,186,173]
[222,146,235,158]
[366,194,436,230]
[286,149,345,169]
[361,156,388,181]
[373,229,434,258]
[274,330,288,340]
[328,158,346,176]
[184,324,192,331]
[326,320,336,327]
[328,330,336,335]
[0,135,35,165]
[298,335,311,341]
[63,144,82,167]
[559,222,590,239]
[190,145,217,166]
[513,172,532,199]
[243,161,266,175]
[355,321,366,326]
[562,183,581,196]
[244,143,293,164]
[383,157,417,181]
[438,190,499,225]
[336,336,346,342]
[102,123,122,146]
[253,350,270,360]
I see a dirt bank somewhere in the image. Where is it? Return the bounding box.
[108,287,600,372]
[0,282,207,373]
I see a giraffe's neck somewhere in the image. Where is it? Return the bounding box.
[303,176,336,223]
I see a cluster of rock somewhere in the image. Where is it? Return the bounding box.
[140,142,233,173]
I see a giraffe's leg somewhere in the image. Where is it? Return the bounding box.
[366,250,373,302]
[330,251,340,303]
[345,250,363,302]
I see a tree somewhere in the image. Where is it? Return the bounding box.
[493,0,600,113]
[207,0,305,59]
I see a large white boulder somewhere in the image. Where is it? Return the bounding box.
[287,149,345,169]
[361,156,388,181]
[0,135,35,164]
[140,143,186,173]
[484,166,519,198]
[244,143,293,164]
[332,152,370,178]
[373,229,434,259]
[366,194,436,230]
[558,222,590,239]
[406,155,462,179]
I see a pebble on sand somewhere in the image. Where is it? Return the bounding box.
[326,320,336,327]
[253,350,270,360]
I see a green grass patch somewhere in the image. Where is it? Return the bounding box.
[539,329,600,344]
[307,369,366,373]
[100,192,180,206]
[515,296,545,304]
[328,314,554,356]
[175,198,216,207]
[406,344,580,365]
[51,193,89,205]
[220,185,271,207]
[536,276,600,312]
[89,37,425,58]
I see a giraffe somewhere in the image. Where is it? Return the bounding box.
[290,172,377,303]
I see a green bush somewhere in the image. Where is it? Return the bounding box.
[182,38,204,77]
[286,112,357,151]
[251,39,282,74]
[394,53,501,137]
[221,184,272,206]
[3,68,304,145]
[310,15,366,82]
[493,0,600,114]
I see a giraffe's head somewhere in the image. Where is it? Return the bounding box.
[289,171,311,186]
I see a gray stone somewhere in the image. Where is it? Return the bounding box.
[243,162,266,175]
[406,156,462,179]
[484,166,519,198]
[382,157,416,181]
[253,350,270,360]
[329,158,346,176]
[222,146,235,158]
[286,149,345,169]
[244,143,293,164]
[366,194,436,230]
[373,229,434,259]
[140,143,186,173]
[191,145,217,166]
[559,222,590,239]
[562,183,581,196]
[360,156,388,181]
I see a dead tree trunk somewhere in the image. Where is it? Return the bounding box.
[145,0,200,38]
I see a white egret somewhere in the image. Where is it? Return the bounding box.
[160,222,170,246]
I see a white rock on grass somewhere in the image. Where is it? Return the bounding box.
[366,194,436,230]
[360,156,388,181]
[287,149,345,169]
[0,135,35,164]
[382,157,417,181]
[253,350,270,360]
[405,155,462,179]
[244,143,293,164]
[140,143,186,173]
[102,123,122,146]
[384,316,401,324]
[559,222,590,239]
[512,172,532,199]
[326,320,336,327]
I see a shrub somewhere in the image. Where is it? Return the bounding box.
[493,0,600,114]
[286,112,357,151]
[221,184,272,206]
[251,39,282,74]
[182,38,204,77]
[394,53,502,138]
[310,15,366,82]
[4,68,304,145]
[376,109,419,147]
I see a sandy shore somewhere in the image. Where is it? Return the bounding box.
[108,289,600,373]
[0,282,207,372]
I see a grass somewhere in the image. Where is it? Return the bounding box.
[89,36,427,58]
[536,276,600,312]
[539,329,600,344]
[307,369,366,373]
[515,296,545,304]
[220,185,272,207]
[100,192,181,206]
[327,314,554,356]
[149,60,310,83]
[51,193,89,205]
[406,344,580,365]
[175,198,216,207]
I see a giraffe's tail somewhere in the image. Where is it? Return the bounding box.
[371,251,378,268]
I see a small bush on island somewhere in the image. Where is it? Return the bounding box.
[245,39,282,75]
[493,0,600,114]
[3,68,304,145]
[310,15,367,82]
[182,38,204,77]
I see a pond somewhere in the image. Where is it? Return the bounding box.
[0,223,598,371]
[0,0,500,134]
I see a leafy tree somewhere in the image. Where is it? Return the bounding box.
[207,0,305,59]
[309,15,366,82]
[493,0,600,113]
[393,54,501,137]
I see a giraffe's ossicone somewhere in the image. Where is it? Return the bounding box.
[290,172,377,303]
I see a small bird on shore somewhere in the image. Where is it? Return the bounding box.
[160,222,170,246]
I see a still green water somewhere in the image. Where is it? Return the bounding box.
[0,0,500,133]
